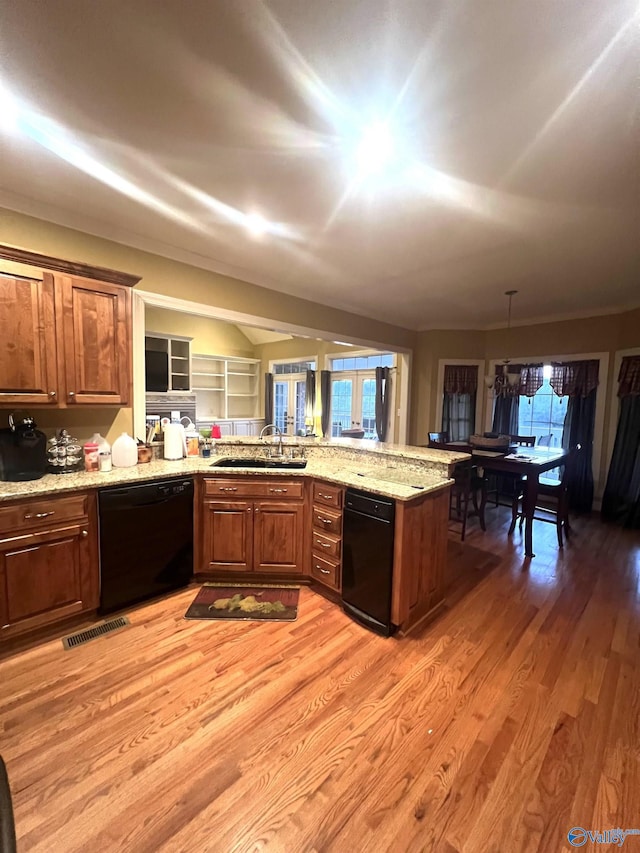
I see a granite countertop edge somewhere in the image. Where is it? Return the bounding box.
[0,441,469,504]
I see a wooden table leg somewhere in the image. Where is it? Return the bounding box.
[523,474,539,557]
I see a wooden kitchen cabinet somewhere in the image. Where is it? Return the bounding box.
[0,270,132,407]
[200,478,306,576]
[310,480,343,592]
[0,491,99,639]
[54,273,131,406]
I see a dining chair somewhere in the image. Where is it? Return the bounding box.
[510,435,536,447]
[508,445,579,547]
[449,459,487,542]
[0,756,17,853]
[537,434,553,447]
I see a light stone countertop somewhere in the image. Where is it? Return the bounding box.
[0,438,470,504]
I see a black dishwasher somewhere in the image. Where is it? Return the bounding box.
[342,488,396,636]
[98,478,193,614]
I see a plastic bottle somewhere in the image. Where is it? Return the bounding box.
[90,433,112,472]
[111,432,138,467]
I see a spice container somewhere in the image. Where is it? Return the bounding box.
[83,440,99,472]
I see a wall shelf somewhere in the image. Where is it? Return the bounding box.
[191,353,260,423]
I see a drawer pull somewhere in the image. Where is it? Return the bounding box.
[316,541,331,549]
[318,493,334,500]
[219,487,238,492]
[24,511,54,520]
[269,488,287,494]
[317,516,332,524]
[316,565,331,575]
[81,530,88,537]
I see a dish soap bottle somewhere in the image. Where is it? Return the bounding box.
[111,432,137,467]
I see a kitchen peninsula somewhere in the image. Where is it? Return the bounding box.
[0,438,468,642]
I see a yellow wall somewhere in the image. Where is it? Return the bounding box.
[145,307,256,359]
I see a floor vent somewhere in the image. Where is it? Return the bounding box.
[62,616,130,650]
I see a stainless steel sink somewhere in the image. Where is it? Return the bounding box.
[210,456,307,469]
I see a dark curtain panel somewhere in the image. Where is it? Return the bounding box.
[320,370,331,437]
[304,369,316,430]
[442,392,476,441]
[562,388,596,512]
[375,366,391,441]
[492,394,519,436]
[602,393,640,528]
[264,372,274,424]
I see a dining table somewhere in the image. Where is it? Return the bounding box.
[440,442,570,558]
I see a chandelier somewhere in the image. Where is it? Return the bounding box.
[484,290,520,396]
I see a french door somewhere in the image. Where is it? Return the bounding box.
[331,373,378,438]
[274,378,306,435]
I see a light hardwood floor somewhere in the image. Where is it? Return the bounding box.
[1,509,639,852]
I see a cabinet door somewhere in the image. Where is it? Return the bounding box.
[202,500,253,572]
[253,501,304,574]
[0,522,95,638]
[0,275,58,405]
[55,273,131,406]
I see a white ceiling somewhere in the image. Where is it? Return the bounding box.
[1,0,638,331]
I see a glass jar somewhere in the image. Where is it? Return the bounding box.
[83,441,99,472]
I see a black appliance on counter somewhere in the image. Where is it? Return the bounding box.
[342,488,396,637]
[98,477,194,614]
[0,411,47,481]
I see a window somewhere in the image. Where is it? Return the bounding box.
[518,365,567,446]
[329,352,395,439]
[270,360,316,435]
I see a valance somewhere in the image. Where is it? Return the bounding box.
[444,364,477,395]
[519,364,544,398]
[618,356,640,397]
[550,360,599,398]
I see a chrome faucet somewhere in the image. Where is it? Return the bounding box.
[259,423,284,457]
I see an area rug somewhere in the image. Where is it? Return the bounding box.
[184,582,300,622]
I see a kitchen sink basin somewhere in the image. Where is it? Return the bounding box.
[210,456,307,469]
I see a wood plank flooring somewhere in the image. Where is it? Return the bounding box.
[1,509,639,852]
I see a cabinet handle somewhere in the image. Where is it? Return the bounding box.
[24,511,54,520]
[246,507,252,513]
[255,507,260,513]
[315,541,331,549]
[318,493,334,500]
[269,488,287,494]
[315,565,331,574]
[317,516,332,524]
[48,390,56,397]
[68,391,75,398]
[219,487,238,492]
[81,530,88,537]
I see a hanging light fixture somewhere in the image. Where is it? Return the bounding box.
[484,290,521,396]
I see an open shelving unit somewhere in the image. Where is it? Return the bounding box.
[145,333,192,392]
[192,353,260,424]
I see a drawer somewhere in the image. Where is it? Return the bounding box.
[312,531,341,560]
[0,493,89,536]
[313,481,343,509]
[203,479,304,500]
[312,505,342,536]
[310,554,340,589]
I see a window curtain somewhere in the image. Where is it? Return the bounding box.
[304,369,316,431]
[601,356,640,527]
[320,370,331,437]
[442,365,477,441]
[264,372,274,424]
[550,359,599,512]
[519,364,544,398]
[375,366,391,441]
[491,395,519,436]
